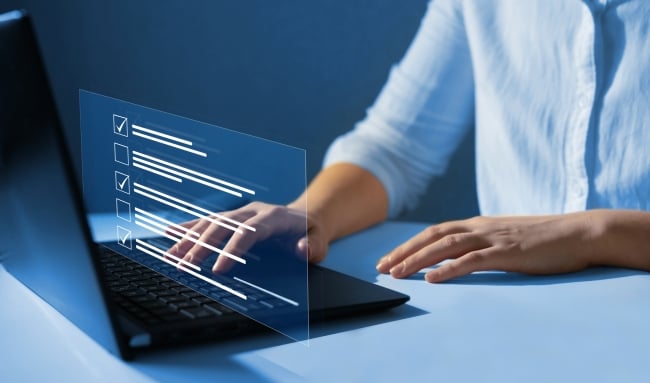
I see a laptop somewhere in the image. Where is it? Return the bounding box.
[0,10,409,360]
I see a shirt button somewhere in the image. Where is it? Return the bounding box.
[577,96,590,108]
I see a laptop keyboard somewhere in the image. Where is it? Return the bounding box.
[99,248,238,326]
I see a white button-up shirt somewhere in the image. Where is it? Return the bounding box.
[324,0,650,218]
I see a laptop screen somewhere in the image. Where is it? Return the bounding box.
[0,11,125,358]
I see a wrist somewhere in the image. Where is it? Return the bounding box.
[287,198,334,244]
[573,209,650,270]
[567,210,607,267]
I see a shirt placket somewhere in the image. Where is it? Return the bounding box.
[564,2,602,212]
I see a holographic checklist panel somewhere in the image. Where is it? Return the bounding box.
[79,90,308,342]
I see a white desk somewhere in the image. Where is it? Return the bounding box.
[1,222,649,382]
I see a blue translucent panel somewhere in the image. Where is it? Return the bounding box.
[80,90,308,342]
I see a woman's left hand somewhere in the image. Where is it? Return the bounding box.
[376,213,600,283]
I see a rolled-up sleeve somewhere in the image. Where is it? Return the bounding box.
[323,0,475,218]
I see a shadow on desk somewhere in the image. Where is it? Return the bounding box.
[133,303,426,381]
[407,267,648,286]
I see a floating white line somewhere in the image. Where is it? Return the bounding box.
[233,276,299,307]
[132,155,241,198]
[132,131,207,157]
[134,207,200,238]
[133,182,255,232]
[134,213,187,239]
[133,161,183,183]
[135,244,246,300]
[135,238,201,271]
[132,150,255,195]
[132,124,193,146]
[134,217,246,264]
[133,186,243,234]
[134,219,186,245]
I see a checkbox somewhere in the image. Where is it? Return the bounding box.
[116,226,132,250]
[115,171,130,195]
[114,143,130,166]
[115,198,131,222]
[113,114,129,137]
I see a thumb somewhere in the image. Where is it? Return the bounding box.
[296,234,328,263]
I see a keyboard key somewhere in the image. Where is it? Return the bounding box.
[242,302,264,311]
[154,290,178,298]
[150,306,177,317]
[160,312,189,322]
[207,302,233,314]
[151,275,171,283]
[121,288,147,298]
[133,280,159,288]
[180,307,215,319]
[180,290,203,299]
[202,304,224,316]
[171,286,194,294]
[157,295,187,304]
[130,295,154,304]
[139,300,167,311]
[261,298,291,308]
[169,301,199,311]
[222,298,250,313]
[191,296,214,305]
[259,300,274,309]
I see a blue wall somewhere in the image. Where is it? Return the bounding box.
[1,0,478,222]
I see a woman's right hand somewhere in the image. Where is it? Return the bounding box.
[167,201,330,273]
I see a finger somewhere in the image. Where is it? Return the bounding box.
[212,234,254,274]
[175,208,253,259]
[425,248,498,283]
[389,233,488,278]
[213,216,275,273]
[212,205,309,272]
[175,218,200,230]
[296,232,328,263]
[165,218,200,246]
[168,218,211,258]
[376,221,469,273]
[184,216,246,266]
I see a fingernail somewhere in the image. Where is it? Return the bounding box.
[389,263,404,277]
[212,259,226,273]
[375,261,384,271]
[296,237,308,257]
[425,271,440,283]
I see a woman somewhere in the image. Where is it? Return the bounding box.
[170,0,650,282]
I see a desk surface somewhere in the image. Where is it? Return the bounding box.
[1,221,649,382]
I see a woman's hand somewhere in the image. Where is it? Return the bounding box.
[377,209,650,282]
[168,201,330,273]
[376,212,601,283]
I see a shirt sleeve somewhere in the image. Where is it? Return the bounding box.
[323,0,475,218]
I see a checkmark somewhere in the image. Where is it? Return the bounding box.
[118,229,130,244]
[116,119,126,132]
[113,114,128,137]
[118,176,129,189]
[115,171,130,194]
[117,226,132,250]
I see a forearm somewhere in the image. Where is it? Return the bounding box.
[584,209,650,271]
[289,163,389,243]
